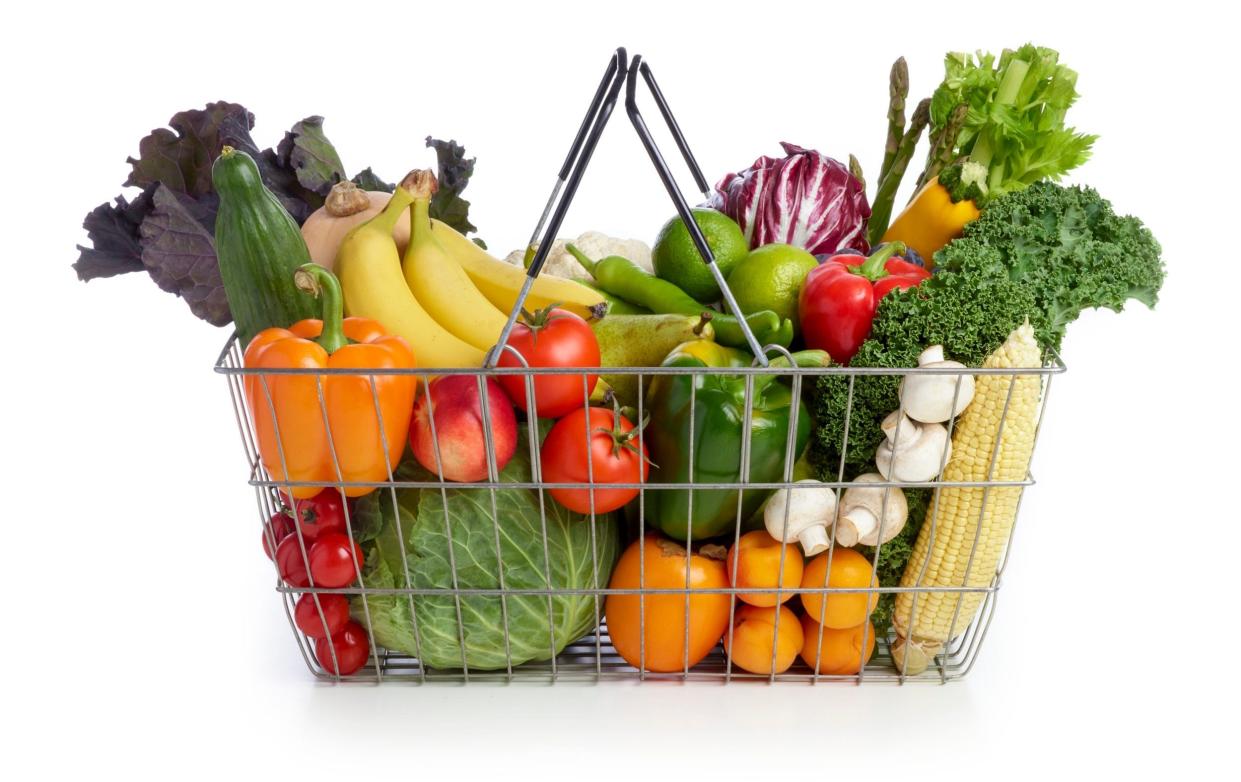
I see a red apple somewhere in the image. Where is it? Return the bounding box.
[409,376,517,482]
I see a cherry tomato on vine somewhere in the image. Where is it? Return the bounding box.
[274,535,311,588]
[293,593,351,640]
[496,306,600,419]
[315,621,371,676]
[541,402,650,514]
[308,532,364,588]
[291,490,347,542]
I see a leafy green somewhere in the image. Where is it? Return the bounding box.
[74,103,479,328]
[924,44,1096,202]
[861,487,928,638]
[811,183,1164,594]
[936,182,1165,348]
[352,430,618,670]
[350,167,394,193]
[811,269,1036,474]
[426,137,478,236]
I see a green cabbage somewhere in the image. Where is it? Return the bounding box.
[351,430,618,670]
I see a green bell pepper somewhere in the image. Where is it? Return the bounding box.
[645,341,829,542]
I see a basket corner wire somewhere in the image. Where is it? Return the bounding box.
[216,48,1063,685]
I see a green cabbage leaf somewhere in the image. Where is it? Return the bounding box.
[352,430,618,670]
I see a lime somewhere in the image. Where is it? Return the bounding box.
[725,243,819,333]
[652,209,749,303]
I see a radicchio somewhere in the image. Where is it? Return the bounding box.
[708,142,871,256]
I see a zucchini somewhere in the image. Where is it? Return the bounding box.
[212,146,317,343]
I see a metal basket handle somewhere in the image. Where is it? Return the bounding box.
[624,55,767,363]
[487,47,769,367]
[486,48,628,367]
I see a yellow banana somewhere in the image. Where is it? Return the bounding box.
[430,218,605,321]
[335,172,484,369]
[403,173,509,352]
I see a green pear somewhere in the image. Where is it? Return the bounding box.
[592,312,714,407]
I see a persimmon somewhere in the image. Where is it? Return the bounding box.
[605,536,731,672]
[799,615,876,675]
[723,604,804,675]
[800,547,879,629]
[726,530,804,607]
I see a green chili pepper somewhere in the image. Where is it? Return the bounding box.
[576,280,651,316]
[644,341,829,542]
[567,244,792,348]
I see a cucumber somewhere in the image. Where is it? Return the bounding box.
[212,146,317,343]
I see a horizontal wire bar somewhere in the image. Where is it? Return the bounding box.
[216,362,1065,377]
[248,476,1036,491]
[276,584,998,597]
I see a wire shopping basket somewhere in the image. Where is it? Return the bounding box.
[215,48,1065,684]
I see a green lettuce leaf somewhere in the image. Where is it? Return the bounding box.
[354,431,618,670]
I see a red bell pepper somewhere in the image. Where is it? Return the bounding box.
[798,242,930,364]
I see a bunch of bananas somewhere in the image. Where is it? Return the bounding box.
[334,169,603,368]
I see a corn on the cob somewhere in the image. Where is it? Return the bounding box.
[892,322,1042,674]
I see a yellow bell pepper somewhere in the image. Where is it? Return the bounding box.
[881,177,981,269]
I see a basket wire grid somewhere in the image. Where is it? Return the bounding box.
[214,48,1066,684]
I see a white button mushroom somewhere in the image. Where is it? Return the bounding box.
[875,411,952,483]
[763,479,836,557]
[898,345,976,423]
[835,473,909,547]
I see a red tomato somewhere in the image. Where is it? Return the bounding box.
[262,512,294,560]
[541,405,649,514]
[275,535,311,588]
[497,306,600,419]
[294,593,351,640]
[308,532,364,588]
[315,621,371,676]
[292,490,347,542]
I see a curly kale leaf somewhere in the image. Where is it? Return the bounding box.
[938,181,1165,349]
[810,269,1036,474]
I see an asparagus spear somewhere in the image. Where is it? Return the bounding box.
[877,57,909,189]
[867,98,930,247]
[849,154,865,191]
[915,102,968,193]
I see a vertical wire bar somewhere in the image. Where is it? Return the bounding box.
[521,368,559,681]
[255,483,314,675]
[578,374,603,679]
[421,373,470,681]
[368,375,426,683]
[475,373,514,679]
[768,372,801,683]
[636,372,647,679]
[682,380,697,679]
[995,368,1055,580]
[257,373,341,681]
[897,367,966,682]
[811,374,855,683]
[723,374,757,683]
[936,368,1018,683]
[314,375,383,682]
[225,343,259,469]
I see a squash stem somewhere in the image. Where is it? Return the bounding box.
[294,264,348,353]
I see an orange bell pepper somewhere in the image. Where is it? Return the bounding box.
[244,264,417,499]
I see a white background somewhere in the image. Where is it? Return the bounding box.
[4,0,1234,778]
